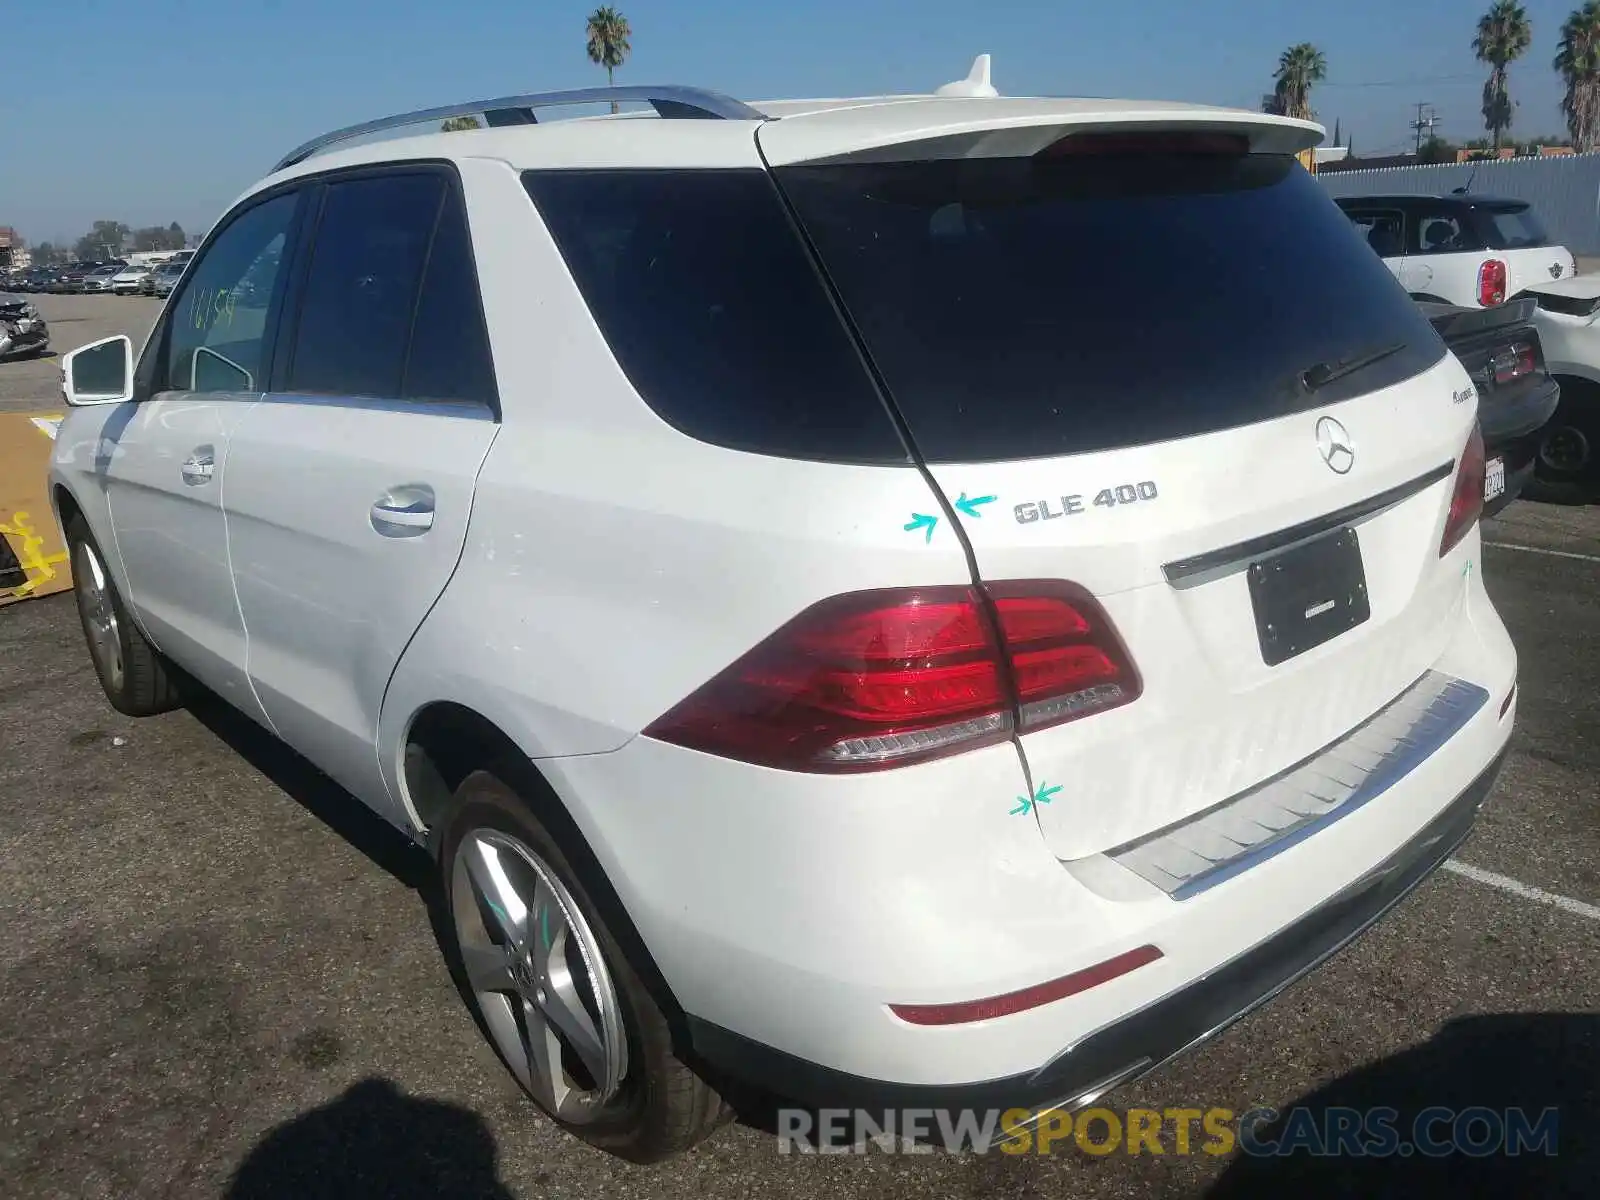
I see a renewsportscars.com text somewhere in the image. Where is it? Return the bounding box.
[776,1105,1560,1158]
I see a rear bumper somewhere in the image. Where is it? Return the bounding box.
[689,747,1507,1112]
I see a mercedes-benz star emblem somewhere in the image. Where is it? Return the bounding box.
[1315,416,1355,475]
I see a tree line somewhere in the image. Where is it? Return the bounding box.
[26,220,188,266]
[1268,2,1600,154]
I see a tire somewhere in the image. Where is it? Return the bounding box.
[1525,381,1600,505]
[436,768,730,1162]
[65,514,181,716]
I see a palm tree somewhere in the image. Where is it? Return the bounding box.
[1271,44,1327,121]
[1556,1,1600,150]
[586,6,632,111]
[440,115,482,132]
[1475,2,1533,149]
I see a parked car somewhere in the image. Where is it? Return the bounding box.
[49,75,1517,1162]
[1416,297,1561,515]
[111,263,155,295]
[142,260,187,297]
[0,288,50,359]
[51,262,98,293]
[17,267,55,293]
[79,264,123,294]
[1335,193,1575,309]
[1507,274,1600,502]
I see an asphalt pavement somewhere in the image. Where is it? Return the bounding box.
[1,296,1597,1198]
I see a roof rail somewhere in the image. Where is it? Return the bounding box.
[271,84,764,173]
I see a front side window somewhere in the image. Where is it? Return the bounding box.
[163,192,298,394]
[1345,208,1404,257]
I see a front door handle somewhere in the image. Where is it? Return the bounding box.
[181,446,215,486]
[370,484,435,537]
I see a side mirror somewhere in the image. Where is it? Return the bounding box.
[61,335,134,406]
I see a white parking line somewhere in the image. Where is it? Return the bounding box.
[1483,541,1600,565]
[1443,859,1600,922]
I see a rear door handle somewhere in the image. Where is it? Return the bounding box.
[181,446,215,486]
[370,484,435,537]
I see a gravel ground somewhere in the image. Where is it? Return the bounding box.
[1,296,1597,1198]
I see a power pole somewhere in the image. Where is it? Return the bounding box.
[1410,103,1440,156]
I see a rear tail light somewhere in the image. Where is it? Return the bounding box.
[1441,425,1486,556]
[1478,259,1508,308]
[643,582,1141,772]
[1490,341,1537,385]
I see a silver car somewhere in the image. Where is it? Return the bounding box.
[144,260,186,297]
[78,265,122,294]
[111,264,154,295]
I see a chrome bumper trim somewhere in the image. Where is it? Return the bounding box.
[1107,670,1489,901]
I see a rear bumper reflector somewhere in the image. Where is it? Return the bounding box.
[889,945,1163,1026]
[1500,683,1517,718]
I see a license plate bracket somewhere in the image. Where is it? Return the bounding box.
[1248,527,1370,666]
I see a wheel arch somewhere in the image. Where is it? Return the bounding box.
[402,699,699,1055]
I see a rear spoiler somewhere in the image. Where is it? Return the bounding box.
[1423,296,1537,341]
[1513,287,1600,319]
[756,100,1322,168]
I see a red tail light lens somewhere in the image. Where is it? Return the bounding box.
[1490,341,1537,385]
[644,582,1141,772]
[1478,259,1508,308]
[1441,425,1486,556]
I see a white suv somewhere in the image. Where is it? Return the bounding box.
[50,75,1517,1161]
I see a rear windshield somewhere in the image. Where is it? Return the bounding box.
[1479,204,1550,249]
[776,153,1445,462]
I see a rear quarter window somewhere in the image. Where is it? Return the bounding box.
[521,169,909,465]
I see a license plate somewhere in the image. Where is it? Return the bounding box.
[1247,527,1371,666]
[1485,456,1506,501]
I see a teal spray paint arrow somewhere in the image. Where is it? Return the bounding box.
[1010,781,1063,817]
[954,492,997,519]
[904,512,939,543]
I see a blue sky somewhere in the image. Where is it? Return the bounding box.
[0,0,1582,247]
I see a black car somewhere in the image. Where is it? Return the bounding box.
[1420,296,1561,516]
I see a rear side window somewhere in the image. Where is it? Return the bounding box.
[521,169,907,465]
[1412,212,1467,254]
[289,174,441,398]
[1479,205,1550,249]
[400,187,498,407]
[775,153,1445,463]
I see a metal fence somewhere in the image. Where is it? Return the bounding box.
[1318,154,1600,255]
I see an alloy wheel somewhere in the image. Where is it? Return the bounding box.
[450,830,629,1123]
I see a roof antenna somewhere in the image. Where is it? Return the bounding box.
[936,54,999,97]
[1452,163,1479,195]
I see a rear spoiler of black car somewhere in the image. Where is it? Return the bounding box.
[1512,287,1600,319]
[1422,296,1538,341]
